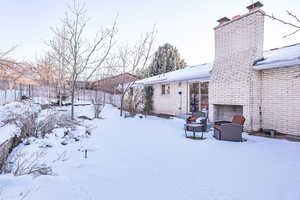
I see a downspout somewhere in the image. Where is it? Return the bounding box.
[186,81,189,114]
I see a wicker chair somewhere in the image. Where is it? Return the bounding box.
[184,116,208,138]
[213,115,246,142]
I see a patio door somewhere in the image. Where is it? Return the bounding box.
[189,82,209,113]
[189,83,200,113]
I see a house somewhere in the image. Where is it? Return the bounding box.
[66,81,91,90]
[92,73,139,106]
[134,63,212,116]
[134,2,300,136]
[0,60,39,89]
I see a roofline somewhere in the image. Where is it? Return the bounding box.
[92,72,139,83]
[214,9,265,30]
[254,42,300,69]
[253,60,300,70]
[140,76,211,86]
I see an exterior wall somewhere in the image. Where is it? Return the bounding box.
[261,66,300,136]
[209,10,264,131]
[152,82,189,116]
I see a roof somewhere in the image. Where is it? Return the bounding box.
[134,43,300,86]
[92,73,139,93]
[254,43,300,70]
[135,63,212,85]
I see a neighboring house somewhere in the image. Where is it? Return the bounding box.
[0,60,39,88]
[135,2,300,136]
[66,81,91,90]
[92,73,139,106]
[0,60,40,104]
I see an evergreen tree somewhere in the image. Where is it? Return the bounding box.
[143,86,154,114]
[149,43,186,76]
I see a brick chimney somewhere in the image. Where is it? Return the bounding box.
[209,3,265,132]
[247,1,264,12]
[217,17,230,25]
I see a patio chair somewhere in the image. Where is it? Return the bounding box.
[213,115,245,142]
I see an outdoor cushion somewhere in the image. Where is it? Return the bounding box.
[187,116,197,123]
[214,124,221,130]
[232,115,246,125]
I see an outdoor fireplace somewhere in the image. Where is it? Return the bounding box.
[213,104,243,121]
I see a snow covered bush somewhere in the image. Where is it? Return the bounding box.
[5,150,52,176]
[0,101,41,125]
[123,88,145,114]
[143,86,153,115]
[36,110,81,138]
[92,91,105,119]
[0,102,41,138]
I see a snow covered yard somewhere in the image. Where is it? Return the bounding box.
[1,104,300,200]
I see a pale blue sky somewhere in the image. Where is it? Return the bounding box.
[1,0,300,65]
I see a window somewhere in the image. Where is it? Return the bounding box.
[161,84,170,95]
[200,82,209,111]
[129,88,133,96]
[161,85,165,95]
[189,82,209,112]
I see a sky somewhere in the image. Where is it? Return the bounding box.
[1,0,300,65]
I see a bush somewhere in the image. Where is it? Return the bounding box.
[143,86,153,115]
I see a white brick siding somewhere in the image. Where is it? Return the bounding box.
[261,66,300,136]
[209,10,264,132]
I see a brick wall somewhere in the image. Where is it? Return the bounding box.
[260,66,300,136]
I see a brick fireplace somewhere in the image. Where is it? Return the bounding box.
[213,104,243,122]
[209,2,264,132]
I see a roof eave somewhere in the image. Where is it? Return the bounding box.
[253,59,300,70]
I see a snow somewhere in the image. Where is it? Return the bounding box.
[254,43,300,70]
[0,124,20,144]
[135,63,212,85]
[0,101,41,144]
[0,90,28,105]
[1,104,300,200]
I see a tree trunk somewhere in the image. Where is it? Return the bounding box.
[120,94,124,117]
[59,90,62,106]
[71,81,75,120]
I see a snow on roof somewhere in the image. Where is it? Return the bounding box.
[254,43,300,70]
[135,63,212,85]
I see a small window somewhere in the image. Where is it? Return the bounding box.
[161,84,170,95]
[129,88,133,96]
[161,85,166,95]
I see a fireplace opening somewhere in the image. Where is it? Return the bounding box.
[214,104,243,121]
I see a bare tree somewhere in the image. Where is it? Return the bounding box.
[33,53,57,100]
[48,25,70,106]
[92,91,105,118]
[0,46,17,62]
[49,0,117,119]
[117,27,156,116]
[264,11,300,38]
[0,51,29,103]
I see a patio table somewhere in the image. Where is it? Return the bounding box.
[184,123,205,139]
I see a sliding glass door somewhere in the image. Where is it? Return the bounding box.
[189,82,209,113]
[189,83,200,112]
